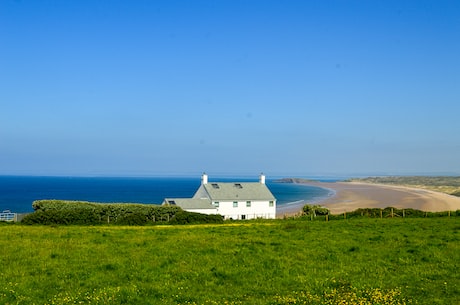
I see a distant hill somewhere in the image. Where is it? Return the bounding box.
[346,176,460,197]
[273,178,317,184]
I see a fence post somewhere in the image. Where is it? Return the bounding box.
[326,214,329,222]
[380,209,383,219]
[403,209,405,218]
[344,211,346,220]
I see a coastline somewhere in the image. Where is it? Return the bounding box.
[276,180,460,217]
[276,185,336,217]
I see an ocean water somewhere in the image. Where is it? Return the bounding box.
[0,176,332,213]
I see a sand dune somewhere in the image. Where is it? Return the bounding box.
[276,181,460,217]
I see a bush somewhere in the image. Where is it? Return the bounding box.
[169,211,224,225]
[296,206,459,221]
[24,200,183,225]
[22,209,101,225]
[32,200,96,211]
[116,212,148,226]
[302,204,330,216]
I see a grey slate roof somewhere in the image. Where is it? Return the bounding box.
[193,182,276,201]
[163,198,215,210]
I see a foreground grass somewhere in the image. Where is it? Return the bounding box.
[1,218,459,304]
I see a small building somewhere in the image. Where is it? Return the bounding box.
[0,210,17,222]
[163,173,276,220]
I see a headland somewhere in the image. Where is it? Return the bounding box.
[276,178,460,217]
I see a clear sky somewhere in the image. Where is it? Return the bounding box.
[1,0,459,177]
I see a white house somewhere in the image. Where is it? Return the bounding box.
[0,210,16,222]
[162,173,276,220]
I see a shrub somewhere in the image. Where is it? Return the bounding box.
[302,204,330,216]
[32,200,96,211]
[116,212,148,226]
[22,209,102,225]
[24,200,183,225]
[169,211,224,225]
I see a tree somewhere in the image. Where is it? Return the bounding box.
[302,204,329,216]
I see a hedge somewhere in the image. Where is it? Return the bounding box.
[23,200,183,225]
[325,207,460,220]
[169,211,224,225]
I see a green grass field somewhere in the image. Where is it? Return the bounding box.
[1,218,459,304]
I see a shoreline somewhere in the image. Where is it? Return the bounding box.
[276,181,460,217]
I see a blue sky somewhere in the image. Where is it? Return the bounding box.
[1,0,459,177]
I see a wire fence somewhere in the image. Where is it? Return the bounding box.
[288,207,460,221]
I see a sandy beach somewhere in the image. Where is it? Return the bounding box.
[276,181,460,217]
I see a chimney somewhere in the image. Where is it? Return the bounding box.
[259,173,266,184]
[201,172,208,185]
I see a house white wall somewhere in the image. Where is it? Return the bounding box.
[184,208,218,215]
[213,200,276,220]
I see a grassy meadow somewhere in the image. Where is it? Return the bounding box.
[1,218,459,304]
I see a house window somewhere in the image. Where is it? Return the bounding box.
[233,201,238,208]
[269,201,274,207]
[246,201,251,207]
[214,201,219,207]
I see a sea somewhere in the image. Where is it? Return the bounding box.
[0,176,335,213]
